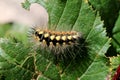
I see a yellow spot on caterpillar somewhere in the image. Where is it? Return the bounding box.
[73,35,77,39]
[50,42,54,47]
[44,33,49,38]
[49,42,54,49]
[62,36,67,41]
[69,41,72,44]
[56,42,60,46]
[39,31,44,34]
[34,35,40,41]
[50,35,55,40]
[35,36,40,41]
[63,42,66,45]
[50,42,53,45]
[56,36,61,41]
[42,40,46,44]
[67,36,72,40]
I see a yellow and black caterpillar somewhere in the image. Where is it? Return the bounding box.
[30,27,86,62]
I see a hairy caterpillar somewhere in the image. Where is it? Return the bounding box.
[30,27,86,63]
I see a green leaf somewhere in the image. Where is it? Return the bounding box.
[22,0,31,10]
[0,23,28,44]
[89,0,120,36]
[0,24,12,37]
[0,41,60,80]
[0,42,34,80]
[112,11,120,53]
[60,14,111,80]
[109,55,120,79]
[88,0,120,57]
[0,0,111,80]
[110,55,120,70]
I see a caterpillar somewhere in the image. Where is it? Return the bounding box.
[30,27,86,63]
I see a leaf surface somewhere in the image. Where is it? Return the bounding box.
[112,11,120,53]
